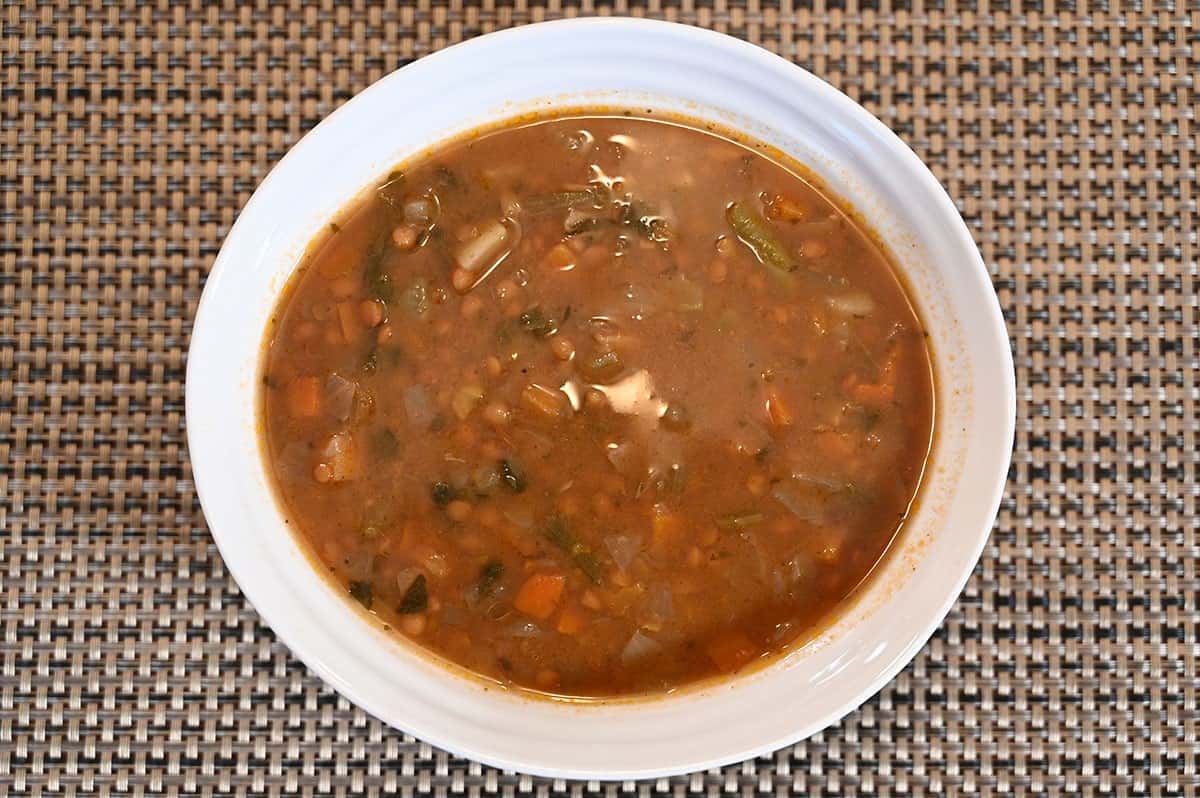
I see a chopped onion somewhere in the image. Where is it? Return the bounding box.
[669,276,704,312]
[790,470,847,491]
[403,384,434,426]
[771,483,825,522]
[502,504,534,529]
[740,531,771,583]
[324,373,357,422]
[451,385,484,420]
[319,432,358,482]
[620,281,662,320]
[604,534,642,571]
[454,219,513,273]
[422,552,449,579]
[605,441,635,477]
[826,292,875,318]
[639,584,673,631]
[403,194,438,225]
[621,630,662,664]
[472,464,501,496]
[395,567,421,594]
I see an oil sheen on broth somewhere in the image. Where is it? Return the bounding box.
[261,114,935,697]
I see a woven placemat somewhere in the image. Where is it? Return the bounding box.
[2,2,1196,794]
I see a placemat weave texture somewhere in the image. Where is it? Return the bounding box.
[2,1,1196,794]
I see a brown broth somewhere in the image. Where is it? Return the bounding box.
[260,113,935,697]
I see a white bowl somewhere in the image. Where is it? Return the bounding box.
[187,18,1014,780]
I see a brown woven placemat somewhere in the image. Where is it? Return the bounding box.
[2,1,1196,794]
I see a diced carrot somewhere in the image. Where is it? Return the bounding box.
[556,604,587,635]
[543,243,576,271]
[287,377,321,417]
[705,631,758,672]
[650,504,684,554]
[520,383,570,422]
[337,301,359,342]
[765,388,794,428]
[513,574,566,619]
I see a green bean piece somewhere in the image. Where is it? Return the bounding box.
[522,189,596,214]
[726,202,797,273]
[578,350,623,384]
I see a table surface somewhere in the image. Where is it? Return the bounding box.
[2,2,1196,794]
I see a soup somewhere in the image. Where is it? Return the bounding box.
[260,113,934,697]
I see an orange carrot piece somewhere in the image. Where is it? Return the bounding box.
[765,388,794,428]
[542,243,575,271]
[556,604,587,635]
[514,574,566,619]
[705,631,758,672]
[650,504,684,554]
[287,377,321,418]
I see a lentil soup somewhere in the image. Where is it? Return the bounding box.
[260,113,935,697]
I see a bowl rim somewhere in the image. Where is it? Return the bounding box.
[187,16,1015,779]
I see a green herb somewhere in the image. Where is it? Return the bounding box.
[477,560,504,599]
[726,201,796,273]
[348,581,374,609]
[519,306,558,338]
[544,517,603,584]
[572,552,604,584]
[397,574,428,614]
[499,460,526,493]
[431,481,456,506]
